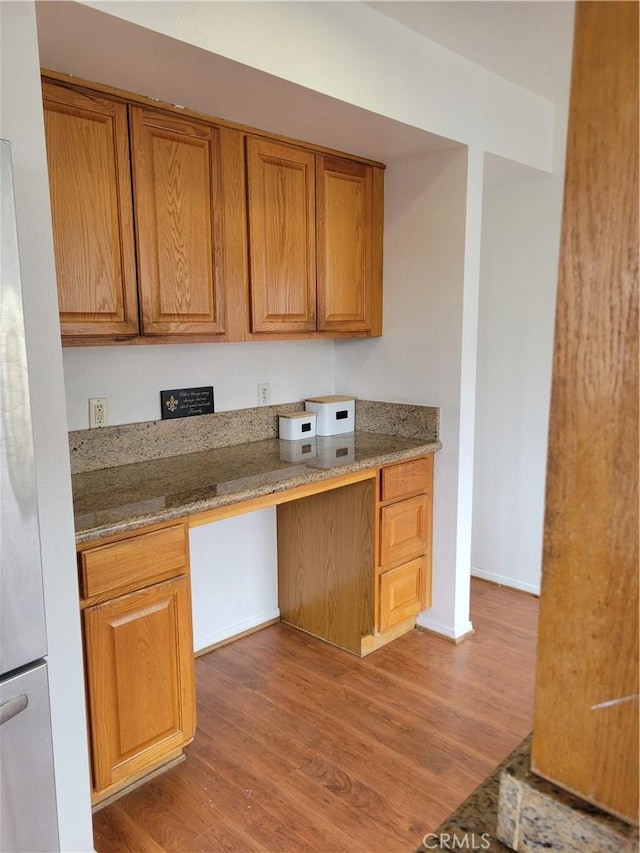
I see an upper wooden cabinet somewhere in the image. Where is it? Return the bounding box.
[246,137,383,336]
[129,107,226,336]
[317,155,376,333]
[42,74,384,343]
[42,82,139,337]
[246,138,316,333]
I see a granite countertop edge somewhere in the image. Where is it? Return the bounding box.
[74,436,442,546]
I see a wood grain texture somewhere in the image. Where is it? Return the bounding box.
[80,523,187,602]
[84,575,196,799]
[277,480,375,655]
[93,579,538,852]
[43,73,385,344]
[218,126,251,342]
[316,155,373,332]
[130,106,226,335]
[379,494,429,569]
[381,454,433,503]
[369,165,384,337]
[379,557,425,632]
[246,137,317,332]
[42,82,139,336]
[532,1,639,824]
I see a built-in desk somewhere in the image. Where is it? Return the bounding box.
[73,430,439,805]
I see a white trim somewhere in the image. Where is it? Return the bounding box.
[416,613,474,641]
[471,567,540,596]
[193,608,280,653]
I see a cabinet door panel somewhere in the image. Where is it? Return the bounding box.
[84,576,195,792]
[246,138,316,332]
[130,107,225,335]
[379,558,425,632]
[317,155,373,332]
[42,83,138,337]
[380,494,429,568]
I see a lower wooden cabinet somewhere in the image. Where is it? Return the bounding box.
[278,454,434,656]
[379,557,428,633]
[376,456,433,638]
[78,522,195,804]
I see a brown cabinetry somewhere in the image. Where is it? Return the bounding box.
[246,138,383,336]
[377,455,433,635]
[78,522,195,805]
[317,155,381,334]
[130,107,226,336]
[277,455,434,657]
[42,73,384,344]
[42,82,138,338]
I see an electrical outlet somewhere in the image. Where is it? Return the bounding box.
[257,383,271,406]
[89,397,108,428]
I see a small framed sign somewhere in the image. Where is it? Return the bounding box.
[160,386,214,420]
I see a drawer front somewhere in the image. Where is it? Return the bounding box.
[80,524,188,600]
[379,558,424,632]
[381,455,433,503]
[380,494,428,567]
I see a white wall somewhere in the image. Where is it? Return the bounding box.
[80,0,554,171]
[190,510,279,652]
[471,16,572,597]
[471,148,568,595]
[335,147,474,639]
[0,4,94,850]
[64,340,335,430]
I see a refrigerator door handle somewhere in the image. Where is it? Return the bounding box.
[0,693,28,726]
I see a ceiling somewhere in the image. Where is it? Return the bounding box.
[366,1,575,103]
[36,1,459,163]
[35,1,574,164]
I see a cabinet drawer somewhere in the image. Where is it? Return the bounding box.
[379,558,424,632]
[381,455,433,502]
[380,494,429,567]
[80,524,188,600]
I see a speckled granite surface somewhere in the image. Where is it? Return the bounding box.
[73,432,441,544]
[69,402,305,474]
[69,399,439,474]
[497,740,639,852]
[416,735,639,853]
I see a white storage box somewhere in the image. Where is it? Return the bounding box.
[279,438,317,463]
[304,396,355,436]
[278,411,316,440]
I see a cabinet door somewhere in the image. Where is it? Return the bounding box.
[317,156,378,333]
[130,107,226,335]
[83,576,195,793]
[379,558,425,632]
[380,494,429,568]
[42,83,138,337]
[246,137,316,332]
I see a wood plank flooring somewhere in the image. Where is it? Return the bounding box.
[93,579,538,852]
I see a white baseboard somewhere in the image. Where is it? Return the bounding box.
[415,613,474,642]
[194,608,280,653]
[471,567,540,596]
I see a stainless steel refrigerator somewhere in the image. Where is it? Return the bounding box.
[1,139,59,850]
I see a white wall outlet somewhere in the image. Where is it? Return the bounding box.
[89,397,108,428]
[257,383,271,406]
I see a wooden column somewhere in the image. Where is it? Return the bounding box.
[531,1,639,824]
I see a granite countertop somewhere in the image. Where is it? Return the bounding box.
[73,431,441,544]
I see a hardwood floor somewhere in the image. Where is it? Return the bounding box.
[93,579,538,852]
